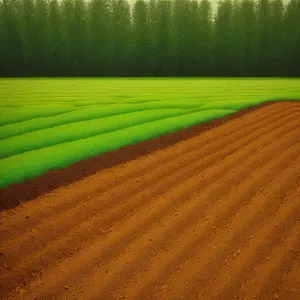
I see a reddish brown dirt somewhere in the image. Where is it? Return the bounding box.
[0,101,300,300]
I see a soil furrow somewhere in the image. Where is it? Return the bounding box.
[241,224,300,300]
[263,254,300,300]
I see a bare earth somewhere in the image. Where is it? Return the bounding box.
[0,102,300,300]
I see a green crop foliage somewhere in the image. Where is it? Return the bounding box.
[0,78,299,189]
[0,102,205,140]
[0,108,197,158]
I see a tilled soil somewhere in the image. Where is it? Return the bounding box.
[0,101,300,300]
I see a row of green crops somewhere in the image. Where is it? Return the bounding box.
[1,108,211,158]
[0,101,205,138]
[0,78,300,189]
[0,99,264,140]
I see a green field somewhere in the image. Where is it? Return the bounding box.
[0,78,300,189]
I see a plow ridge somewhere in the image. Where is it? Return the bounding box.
[0,102,300,300]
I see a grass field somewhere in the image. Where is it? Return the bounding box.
[0,77,300,189]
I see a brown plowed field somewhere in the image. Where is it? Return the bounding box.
[1,101,300,300]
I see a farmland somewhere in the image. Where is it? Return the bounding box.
[1,78,300,190]
[0,78,300,299]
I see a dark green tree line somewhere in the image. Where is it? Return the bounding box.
[0,0,23,75]
[0,0,300,77]
[88,0,112,75]
[48,0,65,75]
